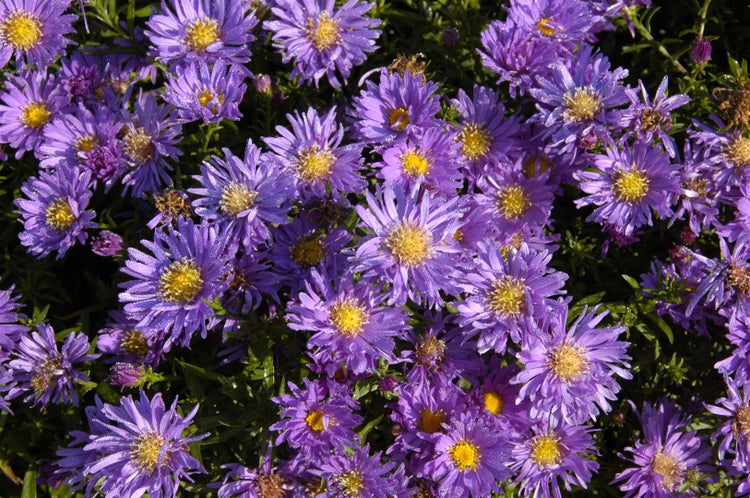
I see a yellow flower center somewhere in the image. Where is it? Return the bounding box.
[220,182,257,216]
[459,122,491,161]
[531,434,562,467]
[19,101,50,129]
[123,127,154,166]
[735,405,750,436]
[652,450,683,492]
[418,408,446,433]
[548,343,589,383]
[487,276,526,316]
[483,390,504,415]
[496,185,530,219]
[725,135,750,167]
[388,107,410,132]
[290,237,325,267]
[158,258,204,304]
[334,470,364,497]
[613,168,650,203]
[402,150,430,177]
[296,146,334,182]
[306,11,340,51]
[416,334,446,366]
[130,431,167,473]
[449,439,481,471]
[30,357,62,393]
[536,17,555,37]
[329,298,369,337]
[305,410,325,432]
[121,330,150,358]
[45,198,76,231]
[1,10,42,51]
[562,86,603,122]
[196,88,225,109]
[75,134,99,153]
[385,221,432,267]
[184,17,220,52]
[522,153,552,177]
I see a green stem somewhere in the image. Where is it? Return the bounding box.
[697,0,712,37]
[630,12,688,74]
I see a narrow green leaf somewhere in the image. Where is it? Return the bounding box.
[357,415,384,443]
[21,469,36,498]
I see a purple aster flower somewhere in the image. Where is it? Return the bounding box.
[575,139,680,237]
[450,84,524,177]
[219,250,281,331]
[350,68,441,147]
[107,362,145,391]
[190,140,293,250]
[716,305,750,387]
[619,77,690,158]
[613,398,713,497]
[455,241,567,355]
[353,185,464,308]
[286,267,409,374]
[163,59,246,124]
[265,0,380,88]
[505,0,600,52]
[510,412,599,498]
[478,18,559,97]
[690,36,712,65]
[14,166,96,259]
[145,0,257,67]
[96,312,163,367]
[270,378,362,461]
[313,444,410,497]
[90,229,124,257]
[514,304,631,423]
[423,408,512,498]
[120,91,182,197]
[374,125,462,195]
[58,49,105,103]
[55,391,207,498]
[0,69,71,159]
[707,376,750,470]
[263,106,366,201]
[469,359,529,433]
[118,217,233,353]
[0,284,27,356]
[530,45,628,154]
[689,116,750,193]
[0,0,76,69]
[218,446,293,498]
[39,103,127,189]
[671,138,721,235]
[8,323,97,408]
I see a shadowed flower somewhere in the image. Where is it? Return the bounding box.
[90,230,123,257]
[265,0,380,88]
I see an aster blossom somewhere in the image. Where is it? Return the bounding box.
[0,0,76,69]
[353,185,464,308]
[14,166,96,259]
[0,284,27,355]
[708,376,750,471]
[513,304,631,423]
[613,398,713,497]
[54,391,207,498]
[8,323,97,408]
[145,0,257,67]
[286,267,409,374]
[265,0,381,88]
[118,217,233,353]
[575,139,680,237]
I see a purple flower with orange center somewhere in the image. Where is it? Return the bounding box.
[8,323,97,408]
[613,398,713,497]
[263,106,366,201]
[54,391,207,498]
[0,284,26,356]
[15,166,96,260]
[265,0,381,88]
[708,376,750,470]
[514,304,631,424]
[0,69,71,159]
[313,444,410,497]
[505,0,600,53]
[575,139,680,237]
[455,241,567,355]
[0,0,76,69]
[270,378,362,461]
[423,408,512,498]
[353,185,463,308]
[145,0,257,66]
[510,413,599,498]
[350,68,441,148]
[286,267,408,374]
[118,218,233,353]
[163,59,246,124]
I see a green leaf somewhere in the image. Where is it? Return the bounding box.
[357,415,384,443]
[646,312,674,344]
[21,468,36,498]
[621,274,640,290]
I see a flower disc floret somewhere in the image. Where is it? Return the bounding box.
[296,145,334,182]
[484,391,504,415]
[450,439,481,471]
[159,258,204,304]
[613,168,650,203]
[130,431,168,472]
[487,275,526,316]
[305,410,325,432]
[496,185,531,219]
[385,221,433,267]
[725,135,750,167]
[184,17,220,52]
[122,127,155,166]
[219,182,257,216]
[459,122,491,161]
[388,107,410,132]
[563,86,603,122]
[1,10,41,50]
[45,197,75,231]
[402,151,429,176]
[548,343,590,383]
[531,434,562,467]
[19,101,50,129]
[307,11,339,50]
[329,298,369,337]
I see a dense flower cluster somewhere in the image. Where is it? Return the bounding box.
[0,0,749,497]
